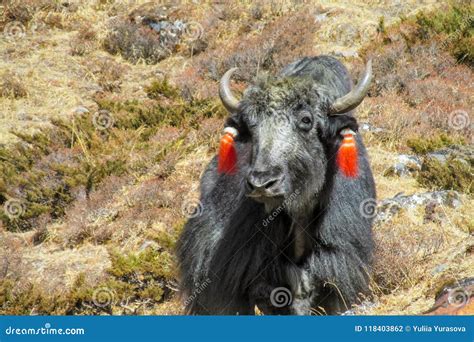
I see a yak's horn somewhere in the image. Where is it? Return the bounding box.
[219,68,240,113]
[329,59,373,115]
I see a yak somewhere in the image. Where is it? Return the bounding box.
[177,55,376,315]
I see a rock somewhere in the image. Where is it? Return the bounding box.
[384,154,422,177]
[376,190,462,223]
[139,240,160,252]
[431,264,448,275]
[74,106,90,115]
[426,150,449,164]
[425,146,472,165]
[147,19,185,47]
[359,122,385,134]
[424,278,474,315]
[333,49,359,58]
[17,111,32,121]
[87,208,119,223]
[128,2,203,51]
[314,13,328,23]
[342,301,378,315]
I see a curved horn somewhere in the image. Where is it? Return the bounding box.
[329,59,373,115]
[219,67,240,113]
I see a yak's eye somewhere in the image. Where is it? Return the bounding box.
[297,111,313,131]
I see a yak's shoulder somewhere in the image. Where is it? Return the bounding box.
[279,55,352,96]
[279,55,347,78]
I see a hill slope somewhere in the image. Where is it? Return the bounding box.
[0,0,472,315]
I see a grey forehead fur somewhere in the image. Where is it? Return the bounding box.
[240,74,334,119]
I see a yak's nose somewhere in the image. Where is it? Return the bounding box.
[246,169,284,196]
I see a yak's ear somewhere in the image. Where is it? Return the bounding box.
[223,114,246,141]
[326,114,358,139]
[224,114,239,129]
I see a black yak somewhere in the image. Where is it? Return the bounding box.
[177,55,376,315]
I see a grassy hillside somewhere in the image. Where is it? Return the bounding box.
[0,0,472,315]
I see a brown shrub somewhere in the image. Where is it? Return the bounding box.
[70,25,97,56]
[173,65,215,100]
[63,175,129,247]
[356,9,473,148]
[372,216,447,293]
[83,57,126,92]
[103,18,173,64]
[0,0,74,29]
[0,71,27,98]
[41,12,63,29]
[1,0,37,25]
[199,9,319,82]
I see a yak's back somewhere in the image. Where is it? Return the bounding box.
[279,55,352,98]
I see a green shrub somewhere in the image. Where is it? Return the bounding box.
[414,4,474,67]
[0,245,177,315]
[407,134,466,154]
[417,156,473,194]
[145,78,180,99]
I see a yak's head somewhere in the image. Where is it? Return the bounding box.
[219,60,372,214]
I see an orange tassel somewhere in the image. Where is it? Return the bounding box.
[337,129,358,178]
[218,127,238,175]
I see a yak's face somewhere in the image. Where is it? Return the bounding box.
[218,59,372,214]
[238,78,336,213]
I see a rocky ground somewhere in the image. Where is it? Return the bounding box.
[0,0,472,315]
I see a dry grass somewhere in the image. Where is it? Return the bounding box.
[369,201,473,312]
[83,56,127,92]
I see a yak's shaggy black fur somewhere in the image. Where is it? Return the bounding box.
[177,56,376,315]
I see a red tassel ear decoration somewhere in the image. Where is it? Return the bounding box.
[336,128,358,178]
[218,127,238,175]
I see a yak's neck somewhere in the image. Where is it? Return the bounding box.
[291,221,306,262]
[288,211,324,263]
[283,185,332,262]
